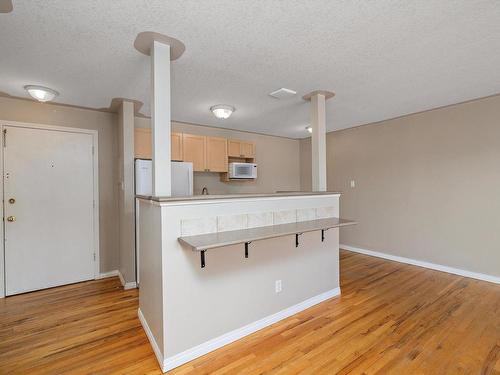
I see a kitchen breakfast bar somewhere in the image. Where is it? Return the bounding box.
[136,192,355,372]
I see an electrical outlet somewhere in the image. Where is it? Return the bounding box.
[350,180,356,188]
[275,280,282,293]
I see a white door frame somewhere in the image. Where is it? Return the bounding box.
[0,120,100,298]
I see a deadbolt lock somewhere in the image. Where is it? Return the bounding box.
[8,198,15,204]
[7,216,15,222]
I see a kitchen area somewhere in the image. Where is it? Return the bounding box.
[130,36,355,373]
[134,125,258,197]
[133,120,356,373]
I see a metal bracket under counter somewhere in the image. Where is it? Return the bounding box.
[178,217,357,268]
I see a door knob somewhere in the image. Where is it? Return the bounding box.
[7,216,15,222]
[8,198,15,204]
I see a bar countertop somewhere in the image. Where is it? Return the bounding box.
[136,191,342,203]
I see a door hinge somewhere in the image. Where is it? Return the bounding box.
[93,253,96,261]
[3,128,6,148]
[92,145,94,155]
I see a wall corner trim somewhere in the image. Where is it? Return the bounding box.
[138,308,164,368]
[340,244,500,285]
[117,270,137,290]
[157,287,341,372]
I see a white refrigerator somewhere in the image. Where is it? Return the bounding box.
[135,159,193,197]
[135,159,193,285]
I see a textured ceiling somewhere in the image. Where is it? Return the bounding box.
[1,1,499,138]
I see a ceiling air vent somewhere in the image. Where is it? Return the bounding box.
[269,88,297,99]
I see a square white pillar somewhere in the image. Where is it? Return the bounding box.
[151,40,171,196]
[310,93,327,191]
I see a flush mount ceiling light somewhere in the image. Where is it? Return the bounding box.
[210,104,235,120]
[24,85,59,102]
[306,126,312,133]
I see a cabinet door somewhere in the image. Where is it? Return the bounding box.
[206,137,228,172]
[182,134,206,172]
[227,139,242,157]
[171,132,183,161]
[241,141,255,158]
[134,128,152,159]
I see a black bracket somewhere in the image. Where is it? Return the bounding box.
[296,233,302,247]
[245,241,251,258]
[322,229,329,242]
[200,250,206,268]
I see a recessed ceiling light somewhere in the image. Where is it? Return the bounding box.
[24,85,59,102]
[306,126,312,133]
[210,104,235,120]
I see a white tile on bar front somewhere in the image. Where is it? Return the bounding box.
[297,208,316,222]
[217,214,248,232]
[273,210,297,225]
[316,206,335,219]
[247,212,273,229]
[180,217,217,236]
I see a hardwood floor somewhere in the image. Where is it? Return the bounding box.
[1,250,499,374]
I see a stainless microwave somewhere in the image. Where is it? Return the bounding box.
[228,162,257,179]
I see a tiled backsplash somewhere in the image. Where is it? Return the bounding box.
[181,207,336,236]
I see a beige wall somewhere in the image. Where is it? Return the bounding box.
[300,94,500,277]
[0,97,119,274]
[135,118,301,195]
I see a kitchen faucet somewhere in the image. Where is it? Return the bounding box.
[201,187,209,195]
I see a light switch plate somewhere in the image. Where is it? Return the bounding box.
[350,180,356,188]
[275,280,282,293]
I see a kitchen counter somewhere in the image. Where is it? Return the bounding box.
[136,191,350,371]
[136,191,342,203]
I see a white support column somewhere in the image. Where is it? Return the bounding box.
[118,100,136,283]
[310,93,327,191]
[304,90,334,192]
[151,40,171,196]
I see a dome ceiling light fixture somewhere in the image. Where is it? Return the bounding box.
[210,104,235,120]
[24,85,59,102]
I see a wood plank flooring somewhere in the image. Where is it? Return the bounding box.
[1,250,499,374]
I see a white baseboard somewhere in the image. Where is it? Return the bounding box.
[158,287,341,372]
[118,270,137,290]
[138,308,164,368]
[96,270,119,279]
[341,244,500,285]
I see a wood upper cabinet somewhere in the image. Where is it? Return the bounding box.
[134,129,184,161]
[206,136,228,172]
[240,141,255,158]
[182,134,206,172]
[228,139,242,157]
[171,132,183,161]
[227,139,255,158]
[134,128,152,159]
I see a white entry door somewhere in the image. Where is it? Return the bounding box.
[3,125,96,296]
